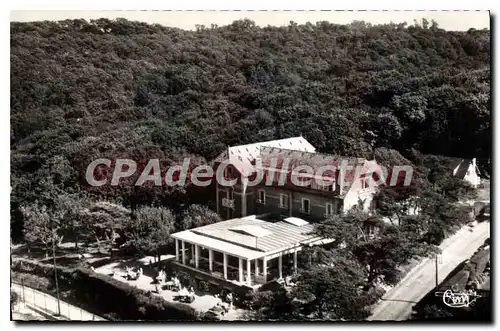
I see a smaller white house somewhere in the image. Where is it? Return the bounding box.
[451,158,481,188]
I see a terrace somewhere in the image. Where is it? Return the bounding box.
[171,215,331,289]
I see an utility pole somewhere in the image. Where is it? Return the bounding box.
[435,253,439,288]
[21,278,25,305]
[52,227,61,316]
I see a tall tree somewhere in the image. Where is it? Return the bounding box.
[20,203,63,258]
[179,204,221,231]
[293,255,374,320]
[123,206,176,262]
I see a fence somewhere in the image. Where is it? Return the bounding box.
[11,282,106,321]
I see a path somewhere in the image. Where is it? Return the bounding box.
[11,283,107,321]
[368,221,490,321]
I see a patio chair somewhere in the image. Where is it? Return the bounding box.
[185,295,195,303]
[163,280,176,291]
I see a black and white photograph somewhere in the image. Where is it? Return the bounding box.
[9,7,491,322]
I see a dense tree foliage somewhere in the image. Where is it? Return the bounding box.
[10,18,490,320]
[11,19,490,226]
[123,206,176,261]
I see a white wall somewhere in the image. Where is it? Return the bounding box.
[343,181,376,213]
[463,162,481,187]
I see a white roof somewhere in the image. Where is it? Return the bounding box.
[171,216,323,259]
[283,217,310,227]
[227,137,316,175]
[172,230,265,260]
[229,225,273,238]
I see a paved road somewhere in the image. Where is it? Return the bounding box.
[368,221,490,321]
[11,283,107,321]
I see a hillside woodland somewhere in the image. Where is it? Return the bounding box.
[10,17,490,321]
[11,18,489,246]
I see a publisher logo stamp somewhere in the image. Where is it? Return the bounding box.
[435,285,481,308]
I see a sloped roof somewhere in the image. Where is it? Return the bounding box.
[451,158,473,179]
[283,217,310,227]
[214,137,316,175]
[257,146,377,197]
[171,230,264,260]
[212,137,381,198]
[171,216,320,259]
[229,224,273,238]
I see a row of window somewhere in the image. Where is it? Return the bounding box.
[257,190,334,216]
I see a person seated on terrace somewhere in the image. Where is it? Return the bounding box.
[226,293,234,309]
[171,277,181,291]
[178,287,190,297]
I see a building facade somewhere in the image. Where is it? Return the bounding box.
[213,137,380,222]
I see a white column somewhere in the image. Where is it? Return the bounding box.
[181,241,186,265]
[293,250,298,273]
[247,259,251,286]
[195,245,200,269]
[209,249,213,272]
[175,239,179,262]
[255,259,259,277]
[278,254,283,279]
[263,258,267,283]
[223,253,228,280]
[238,258,243,283]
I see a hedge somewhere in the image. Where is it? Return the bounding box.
[11,258,200,321]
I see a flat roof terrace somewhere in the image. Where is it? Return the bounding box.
[171,215,323,260]
[171,215,329,287]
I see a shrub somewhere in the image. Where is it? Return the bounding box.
[197,280,210,293]
[11,290,19,309]
[11,258,200,321]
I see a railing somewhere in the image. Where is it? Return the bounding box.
[11,282,106,321]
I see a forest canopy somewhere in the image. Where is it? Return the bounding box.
[10,18,490,239]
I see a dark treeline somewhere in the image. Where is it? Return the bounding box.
[11,18,490,240]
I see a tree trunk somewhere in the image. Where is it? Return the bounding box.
[367,257,377,285]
